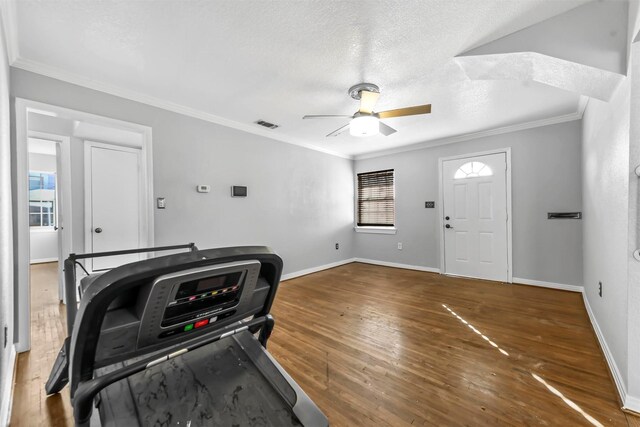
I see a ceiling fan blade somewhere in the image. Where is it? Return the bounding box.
[377,104,431,119]
[326,123,350,137]
[359,90,380,114]
[303,115,353,119]
[379,122,397,136]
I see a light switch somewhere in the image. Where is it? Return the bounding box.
[196,185,211,193]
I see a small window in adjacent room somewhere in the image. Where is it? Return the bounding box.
[357,169,395,227]
[454,161,493,179]
[29,171,56,228]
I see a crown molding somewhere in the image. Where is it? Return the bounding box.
[354,107,585,160]
[10,56,353,160]
[10,54,588,163]
[0,0,18,63]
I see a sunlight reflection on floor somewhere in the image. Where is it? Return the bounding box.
[442,304,509,356]
[531,373,604,427]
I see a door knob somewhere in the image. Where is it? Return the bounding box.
[445,224,453,229]
[94,227,103,233]
[53,226,58,231]
[445,216,450,220]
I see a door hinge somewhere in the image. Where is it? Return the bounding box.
[3,326,7,349]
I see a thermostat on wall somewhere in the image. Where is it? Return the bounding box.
[196,185,211,193]
[231,186,247,197]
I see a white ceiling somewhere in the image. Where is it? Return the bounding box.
[5,0,596,158]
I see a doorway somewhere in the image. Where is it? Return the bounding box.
[27,135,72,302]
[439,149,512,283]
[14,98,154,352]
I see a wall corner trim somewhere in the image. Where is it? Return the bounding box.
[582,292,630,411]
[353,258,441,273]
[281,258,357,281]
[512,277,583,293]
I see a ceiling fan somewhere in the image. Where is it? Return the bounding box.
[303,83,431,137]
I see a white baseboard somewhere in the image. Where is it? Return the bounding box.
[353,258,440,273]
[582,292,631,411]
[624,394,640,414]
[1,344,16,426]
[30,257,58,264]
[512,277,583,293]
[281,258,356,281]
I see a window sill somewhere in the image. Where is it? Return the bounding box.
[354,226,397,235]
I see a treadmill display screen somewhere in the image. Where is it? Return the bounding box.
[161,271,243,327]
[175,272,241,299]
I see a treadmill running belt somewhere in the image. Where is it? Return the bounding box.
[97,334,302,426]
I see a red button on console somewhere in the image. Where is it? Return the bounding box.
[194,319,209,329]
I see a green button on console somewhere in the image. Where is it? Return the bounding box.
[184,324,194,332]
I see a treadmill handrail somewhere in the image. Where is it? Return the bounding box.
[68,242,198,261]
[72,315,272,426]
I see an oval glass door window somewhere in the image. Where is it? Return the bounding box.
[454,161,493,179]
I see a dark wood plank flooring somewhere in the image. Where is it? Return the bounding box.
[10,261,639,426]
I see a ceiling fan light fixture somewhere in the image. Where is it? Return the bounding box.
[350,115,379,137]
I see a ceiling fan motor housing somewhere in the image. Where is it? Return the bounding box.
[348,83,380,100]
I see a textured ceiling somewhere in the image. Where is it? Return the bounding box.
[6,0,595,157]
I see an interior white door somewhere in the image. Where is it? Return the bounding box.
[87,144,141,271]
[442,152,508,282]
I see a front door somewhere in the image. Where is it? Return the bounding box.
[86,143,141,271]
[442,152,509,282]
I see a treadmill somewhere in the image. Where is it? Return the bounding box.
[45,244,329,427]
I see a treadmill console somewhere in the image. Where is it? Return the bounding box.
[162,271,243,328]
[137,260,262,348]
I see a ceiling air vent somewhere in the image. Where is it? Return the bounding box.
[255,120,279,129]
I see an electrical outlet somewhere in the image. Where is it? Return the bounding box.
[598,281,602,297]
[157,197,166,209]
[397,242,403,250]
[335,243,339,250]
[425,201,435,208]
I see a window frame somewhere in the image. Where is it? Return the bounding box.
[28,170,57,230]
[354,168,397,234]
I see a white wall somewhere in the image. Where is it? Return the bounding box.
[582,81,630,387]
[28,152,58,263]
[354,121,583,286]
[10,68,356,279]
[0,13,13,427]
[29,230,57,263]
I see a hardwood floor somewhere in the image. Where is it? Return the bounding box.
[10,261,639,426]
[268,263,637,426]
[10,262,72,427]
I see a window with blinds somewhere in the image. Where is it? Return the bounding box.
[357,169,395,227]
